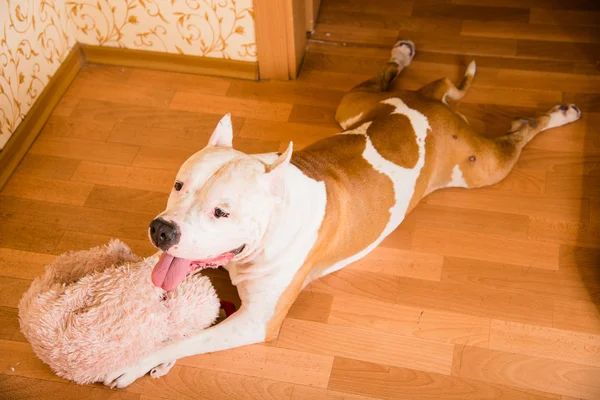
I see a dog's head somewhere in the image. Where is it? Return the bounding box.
[149,114,293,291]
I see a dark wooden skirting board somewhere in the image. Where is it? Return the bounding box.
[81,45,259,81]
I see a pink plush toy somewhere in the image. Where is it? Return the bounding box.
[18,240,221,384]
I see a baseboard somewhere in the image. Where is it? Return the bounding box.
[81,45,259,81]
[0,44,85,191]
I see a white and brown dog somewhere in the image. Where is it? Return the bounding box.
[104,40,582,388]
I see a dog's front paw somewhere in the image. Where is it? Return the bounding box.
[150,360,176,378]
[103,356,160,389]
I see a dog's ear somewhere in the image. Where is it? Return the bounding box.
[265,142,293,193]
[208,113,233,147]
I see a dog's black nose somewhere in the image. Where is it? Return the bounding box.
[149,218,180,250]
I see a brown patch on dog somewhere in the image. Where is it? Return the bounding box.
[366,112,420,169]
[264,134,395,340]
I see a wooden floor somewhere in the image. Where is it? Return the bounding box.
[2,0,600,399]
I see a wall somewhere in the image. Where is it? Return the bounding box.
[0,0,256,150]
[0,0,75,149]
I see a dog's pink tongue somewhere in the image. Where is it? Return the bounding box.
[151,253,193,291]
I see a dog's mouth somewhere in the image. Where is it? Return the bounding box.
[151,244,245,291]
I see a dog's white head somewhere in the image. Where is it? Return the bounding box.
[149,114,293,291]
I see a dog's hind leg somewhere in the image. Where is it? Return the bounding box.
[335,39,415,129]
[445,104,582,190]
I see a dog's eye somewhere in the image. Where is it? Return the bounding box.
[214,207,229,218]
[174,181,183,191]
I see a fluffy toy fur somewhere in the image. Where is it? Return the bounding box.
[18,240,220,384]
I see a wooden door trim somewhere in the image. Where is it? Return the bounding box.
[254,0,307,80]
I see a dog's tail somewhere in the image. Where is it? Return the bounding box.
[445,60,476,103]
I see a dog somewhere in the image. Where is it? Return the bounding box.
[104,40,582,388]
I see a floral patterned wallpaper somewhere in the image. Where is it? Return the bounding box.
[0,0,256,150]
[67,0,256,60]
[0,0,75,149]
